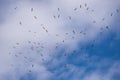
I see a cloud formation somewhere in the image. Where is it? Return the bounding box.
[0,0,120,80]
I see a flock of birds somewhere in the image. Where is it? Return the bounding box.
[8,3,119,73]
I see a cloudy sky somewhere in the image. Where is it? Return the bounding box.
[0,0,120,80]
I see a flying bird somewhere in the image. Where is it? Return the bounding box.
[58,14,60,18]
[74,8,77,11]
[14,7,17,10]
[80,5,82,8]
[19,21,22,25]
[31,8,33,12]
[85,3,87,7]
[58,8,60,11]
[110,13,113,16]
[34,16,37,19]
[68,16,71,20]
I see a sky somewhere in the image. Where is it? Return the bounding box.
[0,0,120,80]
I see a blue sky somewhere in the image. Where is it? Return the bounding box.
[0,0,120,80]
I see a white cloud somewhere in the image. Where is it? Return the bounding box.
[83,62,120,80]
